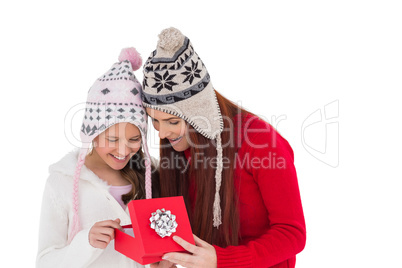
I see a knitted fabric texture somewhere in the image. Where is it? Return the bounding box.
[142,27,223,227]
[142,27,223,139]
[69,47,152,243]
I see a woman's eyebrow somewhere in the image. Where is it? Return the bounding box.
[149,116,180,121]
[162,117,180,121]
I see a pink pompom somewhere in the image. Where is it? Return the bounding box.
[118,47,142,71]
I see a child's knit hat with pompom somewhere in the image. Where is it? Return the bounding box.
[69,47,152,243]
[142,27,224,228]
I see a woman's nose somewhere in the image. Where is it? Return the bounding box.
[158,125,171,139]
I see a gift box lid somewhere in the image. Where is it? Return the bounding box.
[115,196,195,265]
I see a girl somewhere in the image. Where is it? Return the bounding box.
[37,48,158,267]
[142,28,306,268]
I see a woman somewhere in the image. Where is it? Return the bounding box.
[143,27,306,268]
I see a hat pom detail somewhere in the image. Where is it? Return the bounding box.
[118,47,142,71]
[158,27,185,51]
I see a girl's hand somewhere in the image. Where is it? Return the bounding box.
[161,234,217,268]
[89,218,123,249]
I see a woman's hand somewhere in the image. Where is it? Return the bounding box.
[89,218,123,249]
[160,234,217,268]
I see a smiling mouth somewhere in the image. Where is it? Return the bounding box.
[168,136,183,145]
[110,154,128,161]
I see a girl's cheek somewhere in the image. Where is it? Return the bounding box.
[129,141,142,150]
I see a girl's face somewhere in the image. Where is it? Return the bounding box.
[146,108,190,152]
[92,122,142,170]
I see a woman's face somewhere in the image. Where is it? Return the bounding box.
[92,122,142,170]
[146,108,190,152]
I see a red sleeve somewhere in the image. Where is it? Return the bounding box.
[213,117,306,267]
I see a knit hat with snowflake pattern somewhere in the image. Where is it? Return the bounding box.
[142,27,224,228]
[69,47,152,243]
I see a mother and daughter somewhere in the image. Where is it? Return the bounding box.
[37,27,306,268]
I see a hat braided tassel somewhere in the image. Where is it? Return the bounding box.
[68,152,86,243]
[142,139,153,199]
[213,134,223,228]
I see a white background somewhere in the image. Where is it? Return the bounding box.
[1,0,401,267]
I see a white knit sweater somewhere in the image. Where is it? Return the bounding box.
[37,150,147,268]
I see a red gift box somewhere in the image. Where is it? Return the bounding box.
[115,196,195,265]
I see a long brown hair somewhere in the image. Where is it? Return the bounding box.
[159,90,250,247]
[121,149,160,204]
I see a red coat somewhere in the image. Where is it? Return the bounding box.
[186,114,306,267]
